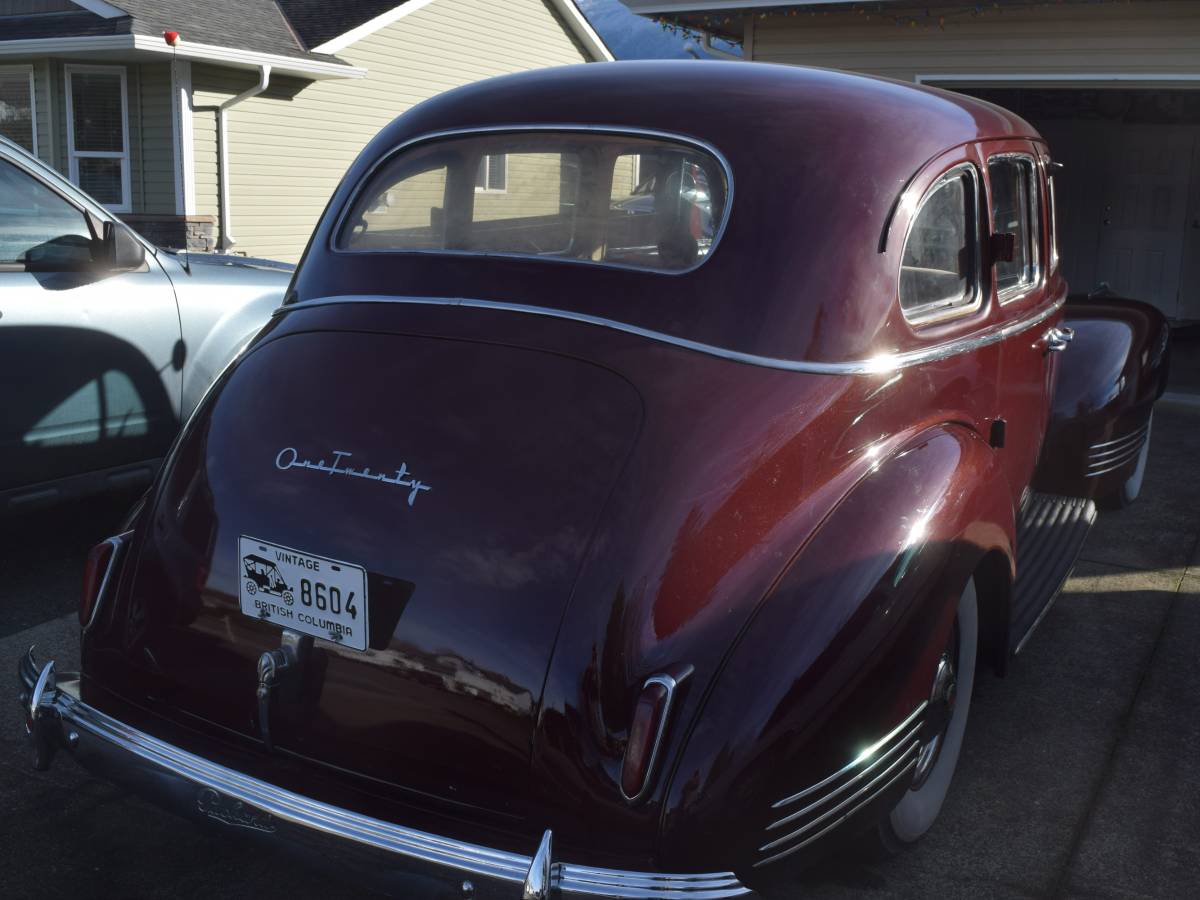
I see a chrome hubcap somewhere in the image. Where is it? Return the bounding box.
[912,647,957,790]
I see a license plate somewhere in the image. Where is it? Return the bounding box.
[238,536,369,651]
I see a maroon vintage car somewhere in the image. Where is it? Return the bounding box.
[20,62,1168,898]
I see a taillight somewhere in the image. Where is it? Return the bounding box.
[620,669,690,802]
[80,535,125,630]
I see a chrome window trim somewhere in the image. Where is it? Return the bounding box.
[279,292,1065,376]
[326,124,735,277]
[987,152,1042,305]
[898,162,985,327]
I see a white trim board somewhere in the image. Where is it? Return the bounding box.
[64,63,131,213]
[170,59,195,216]
[313,0,614,62]
[0,35,365,80]
[311,0,440,53]
[0,64,38,156]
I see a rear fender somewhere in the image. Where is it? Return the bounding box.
[658,424,1013,873]
[1034,295,1169,499]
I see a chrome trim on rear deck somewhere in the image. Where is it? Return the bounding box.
[279,295,1065,376]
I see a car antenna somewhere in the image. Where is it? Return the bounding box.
[165,30,191,275]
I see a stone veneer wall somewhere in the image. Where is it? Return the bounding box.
[119,214,215,252]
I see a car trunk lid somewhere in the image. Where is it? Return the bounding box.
[120,326,642,817]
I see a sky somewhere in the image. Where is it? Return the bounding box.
[574,0,743,60]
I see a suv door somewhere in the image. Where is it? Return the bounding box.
[0,151,182,507]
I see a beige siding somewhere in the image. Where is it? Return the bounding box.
[135,63,176,214]
[192,0,591,261]
[752,0,1200,82]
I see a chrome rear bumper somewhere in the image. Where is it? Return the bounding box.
[18,649,752,899]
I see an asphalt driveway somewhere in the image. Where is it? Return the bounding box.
[1,406,1197,900]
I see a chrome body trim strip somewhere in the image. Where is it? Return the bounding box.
[759,743,919,854]
[16,651,752,899]
[279,295,1065,376]
[770,701,926,809]
[327,124,735,278]
[754,756,918,868]
[1085,423,1150,477]
[765,723,923,831]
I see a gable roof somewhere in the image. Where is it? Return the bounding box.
[0,0,611,73]
[274,0,403,51]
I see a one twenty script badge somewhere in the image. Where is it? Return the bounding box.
[275,447,432,507]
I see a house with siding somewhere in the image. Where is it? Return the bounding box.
[623,0,1200,322]
[0,0,611,261]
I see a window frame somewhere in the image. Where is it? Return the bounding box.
[0,64,38,156]
[986,151,1042,305]
[1045,159,1059,274]
[474,153,508,194]
[328,124,735,278]
[64,63,131,213]
[898,161,984,327]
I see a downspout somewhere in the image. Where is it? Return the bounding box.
[700,32,742,61]
[216,64,270,250]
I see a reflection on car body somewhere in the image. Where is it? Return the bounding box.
[0,135,292,513]
[20,61,1169,899]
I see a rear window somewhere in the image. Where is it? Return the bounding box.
[335,131,730,273]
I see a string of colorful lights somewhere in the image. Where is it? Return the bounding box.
[658,0,1142,38]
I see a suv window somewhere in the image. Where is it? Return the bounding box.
[900,164,979,321]
[988,155,1039,297]
[0,159,93,267]
[337,131,730,273]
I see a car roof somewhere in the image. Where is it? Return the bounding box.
[294,62,1045,367]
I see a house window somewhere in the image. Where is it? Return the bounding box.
[0,65,36,154]
[65,65,130,212]
[900,164,981,322]
[475,154,507,192]
[988,154,1039,299]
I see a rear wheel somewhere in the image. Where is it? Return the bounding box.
[878,578,977,851]
[245,580,257,596]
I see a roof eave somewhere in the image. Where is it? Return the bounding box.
[312,0,614,63]
[0,34,365,79]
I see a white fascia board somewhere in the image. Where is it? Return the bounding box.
[623,0,871,12]
[69,0,128,18]
[0,34,364,80]
[130,35,366,79]
[311,0,440,54]
[0,34,133,55]
[548,0,615,61]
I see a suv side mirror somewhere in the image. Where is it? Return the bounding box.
[100,221,146,272]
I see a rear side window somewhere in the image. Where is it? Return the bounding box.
[336,131,730,273]
[988,155,1040,298]
[900,164,980,322]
